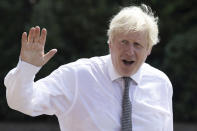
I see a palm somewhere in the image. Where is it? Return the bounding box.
[20,26,57,67]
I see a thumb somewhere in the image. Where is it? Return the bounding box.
[44,49,57,64]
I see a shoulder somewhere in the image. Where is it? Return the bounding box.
[141,63,172,87]
[76,55,109,67]
[57,55,110,73]
[46,55,110,86]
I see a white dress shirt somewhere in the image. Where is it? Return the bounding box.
[4,55,173,131]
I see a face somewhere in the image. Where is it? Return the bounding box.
[109,31,151,76]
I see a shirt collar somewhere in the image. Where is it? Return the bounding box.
[107,54,142,85]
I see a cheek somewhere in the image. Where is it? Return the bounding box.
[110,48,122,67]
[137,52,148,62]
[111,51,119,63]
[110,44,118,55]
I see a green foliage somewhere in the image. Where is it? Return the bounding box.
[28,0,120,79]
[0,0,120,121]
[0,0,197,122]
[164,27,197,121]
[0,0,32,121]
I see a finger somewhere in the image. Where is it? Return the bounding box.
[28,27,35,43]
[40,28,47,45]
[21,32,27,46]
[34,26,40,43]
[44,49,57,64]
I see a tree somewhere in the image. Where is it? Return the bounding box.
[164,27,197,121]
[0,0,33,121]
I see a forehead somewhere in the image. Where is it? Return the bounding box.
[116,31,147,42]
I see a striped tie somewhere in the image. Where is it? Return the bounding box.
[121,77,132,131]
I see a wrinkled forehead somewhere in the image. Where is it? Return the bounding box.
[114,30,148,43]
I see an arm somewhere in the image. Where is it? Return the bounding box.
[164,81,173,131]
[4,26,58,116]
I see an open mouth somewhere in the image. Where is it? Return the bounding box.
[122,60,134,66]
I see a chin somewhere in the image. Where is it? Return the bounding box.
[121,66,139,76]
[119,70,134,77]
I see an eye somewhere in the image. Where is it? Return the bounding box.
[134,42,142,48]
[121,40,129,45]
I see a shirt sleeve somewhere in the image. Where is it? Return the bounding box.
[4,59,76,117]
[164,80,173,131]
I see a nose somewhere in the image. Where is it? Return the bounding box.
[125,43,135,56]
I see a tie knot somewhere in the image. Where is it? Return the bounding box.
[123,77,130,88]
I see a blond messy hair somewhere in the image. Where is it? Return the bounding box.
[107,4,159,49]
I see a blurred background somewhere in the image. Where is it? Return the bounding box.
[0,0,197,130]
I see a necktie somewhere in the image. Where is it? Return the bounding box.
[121,77,132,131]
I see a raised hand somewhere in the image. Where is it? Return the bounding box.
[20,26,57,67]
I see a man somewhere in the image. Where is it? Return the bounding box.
[4,4,173,131]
